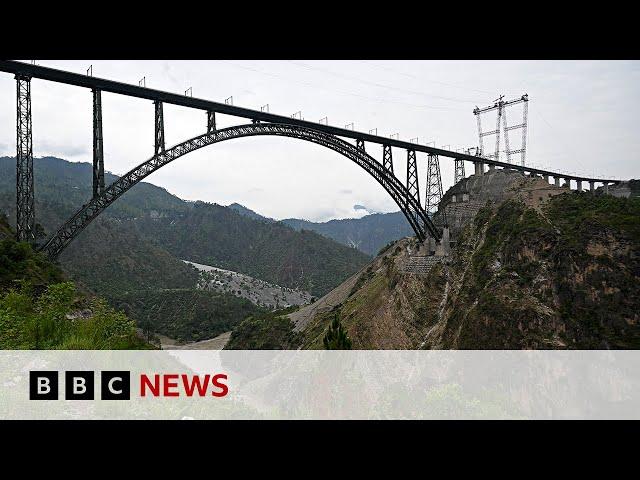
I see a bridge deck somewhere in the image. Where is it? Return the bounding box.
[0,60,621,185]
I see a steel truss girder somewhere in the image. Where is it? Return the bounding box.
[383,144,393,173]
[356,139,365,152]
[93,89,105,197]
[154,100,165,155]
[16,75,35,243]
[40,123,440,259]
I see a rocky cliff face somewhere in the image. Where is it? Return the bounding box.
[230,171,640,349]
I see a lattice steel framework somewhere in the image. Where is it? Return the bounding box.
[406,149,419,209]
[473,94,528,165]
[40,123,440,259]
[454,158,465,184]
[425,154,445,226]
[383,144,393,173]
[356,139,365,151]
[154,100,165,155]
[207,111,216,133]
[16,75,35,243]
[92,89,105,198]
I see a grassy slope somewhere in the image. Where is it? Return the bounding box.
[0,215,150,349]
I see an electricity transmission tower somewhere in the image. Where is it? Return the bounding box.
[473,94,528,166]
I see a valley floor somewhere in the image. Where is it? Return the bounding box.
[159,331,232,350]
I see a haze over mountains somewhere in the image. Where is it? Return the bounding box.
[228,202,413,256]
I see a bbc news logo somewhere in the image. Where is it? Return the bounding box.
[29,371,228,400]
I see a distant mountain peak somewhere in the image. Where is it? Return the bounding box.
[227,203,275,223]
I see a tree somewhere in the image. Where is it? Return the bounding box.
[323,313,352,350]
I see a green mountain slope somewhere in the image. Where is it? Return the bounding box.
[0,156,370,338]
[129,201,371,296]
[227,191,640,350]
[281,212,413,256]
[228,202,414,256]
[0,215,150,349]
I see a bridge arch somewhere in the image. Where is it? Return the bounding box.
[40,123,440,259]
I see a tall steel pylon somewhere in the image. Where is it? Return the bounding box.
[406,149,419,206]
[154,100,165,155]
[92,89,105,198]
[383,144,393,173]
[16,75,35,243]
[425,154,445,226]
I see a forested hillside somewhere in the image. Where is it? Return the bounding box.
[228,202,414,256]
[0,156,370,339]
[0,214,150,349]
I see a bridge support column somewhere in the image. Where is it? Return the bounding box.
[383,145,393,173]
[488,164,495,170]
[589,181,595,192]
[92,89,105,198]
[544,175,549,183]
[207,111,217,133]
[554,177,560,187]
[426,154,444,223]
[604,183,609,195]
[454,158,465,184]
[577,180,583,192]
[406,150,419,208]
[16,74,35,243]
[154,100,165,155]
[474,161,484,176]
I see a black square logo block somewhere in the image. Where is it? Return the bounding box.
[29,371,58,400]
[101,371,130,400]
[65,371,94,400]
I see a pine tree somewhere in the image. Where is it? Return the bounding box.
[323,313,352,349]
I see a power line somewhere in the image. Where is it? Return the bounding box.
[219,61,466,113]
[357,60,495,95]
[287,60,484,104]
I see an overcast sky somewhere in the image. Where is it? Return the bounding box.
[0,60,638,222]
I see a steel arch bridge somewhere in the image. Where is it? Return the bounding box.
[0,60,623,259]
[40,122,439,259]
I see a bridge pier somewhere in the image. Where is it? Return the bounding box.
[207,111,217,133]
[590,181,595,192]
[474,161,484,176]
[406,149,420,207]
[425,154,443,221]
[577,180,583,192]
[154,100,165,155]
[92,89,105,198]
[604,183,609,195]
[454,158,465,184]
[554,177,560,187]
[15,74,35,243]
[383,145,393,173]
[488,164,495,171]
[544,175,549,183]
